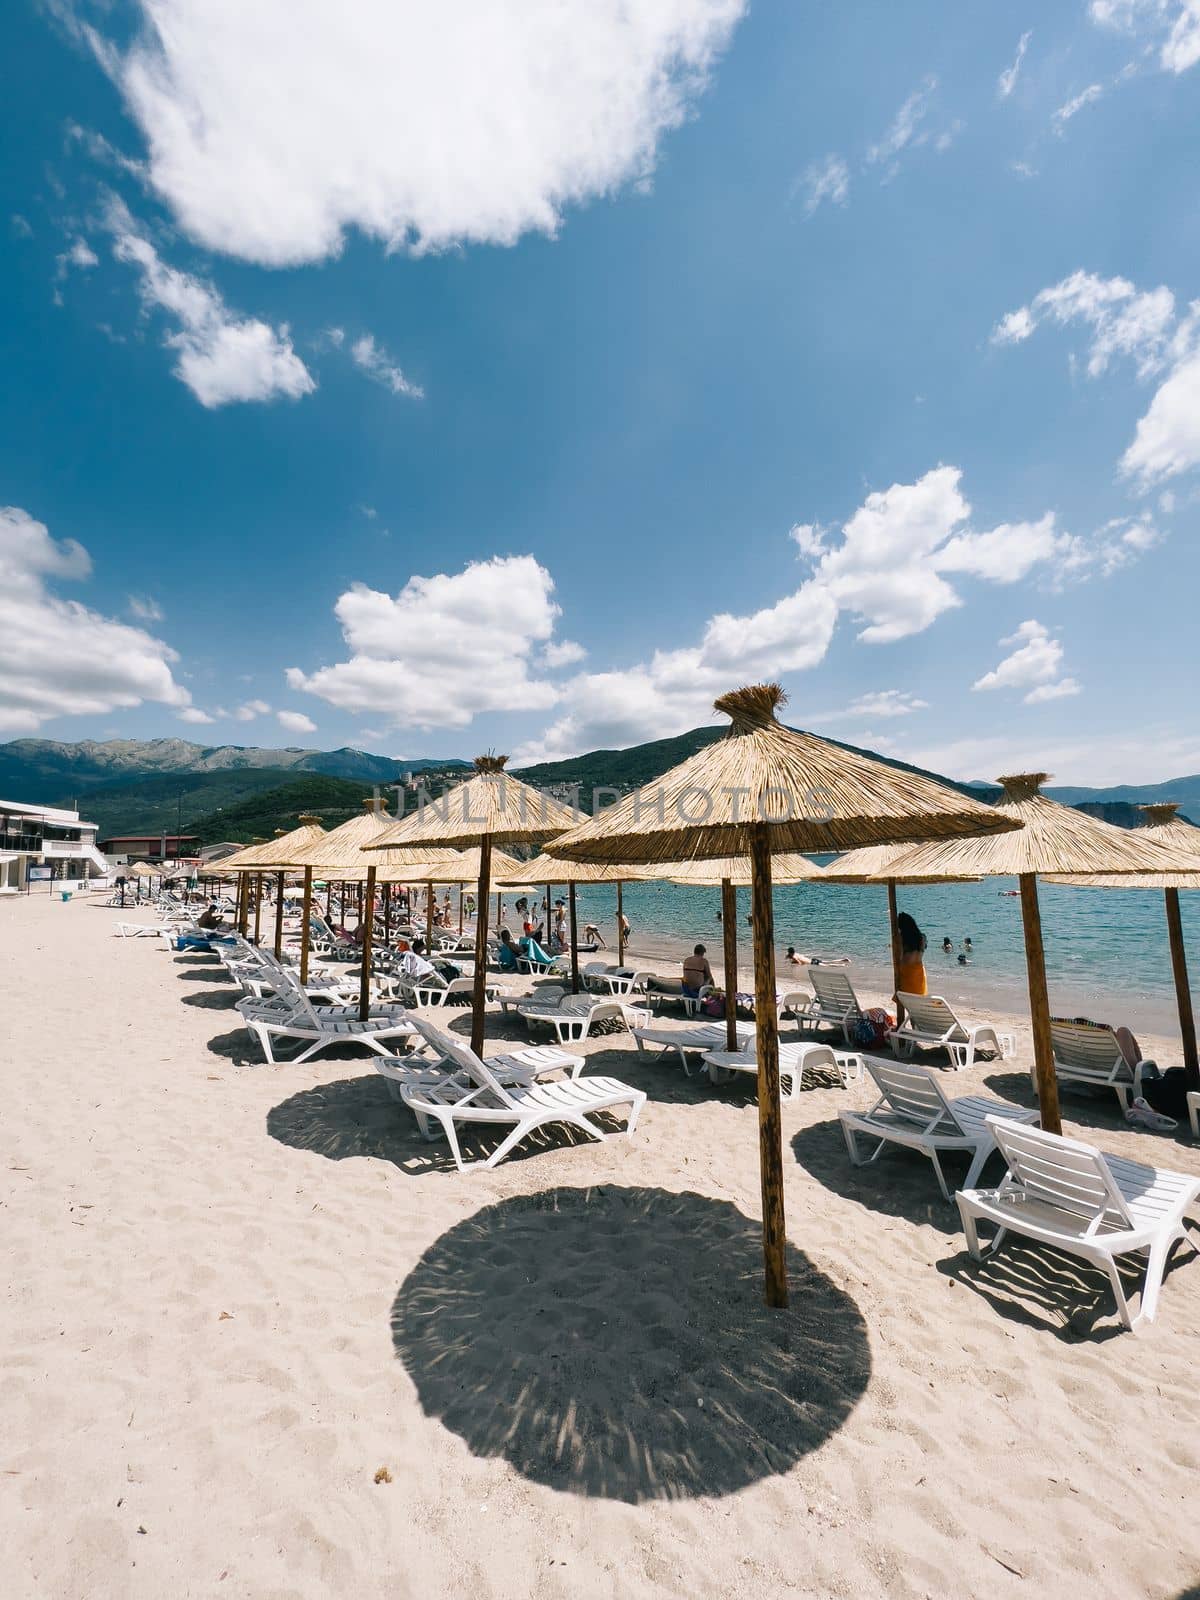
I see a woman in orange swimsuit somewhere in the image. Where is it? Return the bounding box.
[894,911,928,1023]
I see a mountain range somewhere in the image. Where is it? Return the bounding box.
[2,734,1195,844]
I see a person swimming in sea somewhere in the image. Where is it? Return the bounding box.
[941,937,953,953]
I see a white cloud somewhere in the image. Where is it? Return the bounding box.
[277,710,317,734]
[1010,160,1038,180]
[813,690,929,722]
[908,724,1200,789]
[993,270,1200,486]
[350,334,424,399]
[1053,83,1105,129]
[541,639,588,668]
[179,706,215,724]
[797,154,849,217]
[518,468,1089,762]
[998,31,1032,98]
[234,698,271,721]
[992,270,1175,378]
[92,0,747,267]
[127,593,164,622]
[11,214,34,239]
[0,506,191,733]
[1121,347,1200,483]
[105,201,315,407]
[55,237,99,283]
[287,555,568,730]
[866,76,938,169]
[1089,0,1200,73]
[972,620,1080,703]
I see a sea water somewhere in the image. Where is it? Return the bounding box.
[558,871,1200,1038]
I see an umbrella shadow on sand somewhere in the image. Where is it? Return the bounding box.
[390,1185,870,1501]
[181,989,240,1010]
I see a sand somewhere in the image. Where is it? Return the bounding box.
[3,891,1199,1600]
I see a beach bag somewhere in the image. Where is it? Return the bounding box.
[703,993,725,1019]
[854,1008,894,1048]
[1138,1065,1192,1120]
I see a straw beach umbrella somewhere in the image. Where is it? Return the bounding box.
[546,683,1019,1308]
[1046,804,1200,1085]
[219,816,325,954]
[277,800,402,997]
[876,777,1198,1135]
[821,844,981,1003]
[658,854,825,1050]
[363,756,580,1053]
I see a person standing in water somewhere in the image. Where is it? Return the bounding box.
[894,911,928,1024]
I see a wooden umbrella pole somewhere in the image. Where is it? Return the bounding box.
[1164,887,1199,1085]
[253,873,263,944]
[426,885,434,948]
[273,871,285,958]
[383,882,391,946]
[470,836,493,1057]
[299,866,314,986]
[325,879,333,920]
[358,866,376,1021]
[616,881,624,967]
[886,878,903,1005]
[458,889,463,936]
[1018,872,1062,1136]
[749,823,788,1309]
[721,877,739,1052]
[569,882,580,994]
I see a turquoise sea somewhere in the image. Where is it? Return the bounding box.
[560,870,1200,1038]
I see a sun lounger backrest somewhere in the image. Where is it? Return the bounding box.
[987,1119,1134,1230]
[410,1017,516,1105]
[899,993,967,1040]
[866,1060,960,1132]
[809,968,860,1013]
[1050,1021,1127,1075]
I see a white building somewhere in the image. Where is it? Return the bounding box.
[0,798,110,893]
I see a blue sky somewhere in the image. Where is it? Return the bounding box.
[2,0,1198,784]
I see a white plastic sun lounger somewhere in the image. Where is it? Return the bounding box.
[632,1020,756,1075]
[839,1059,1040,1202]
[517,994,650,1046]
[1047,1020,1137,1111]
[958,1118,1200,1331]
[788,969,864,1043]
[891,993,1014,1072]
[705,1040,864,1098]
[375,1038,584,1101]
[394,971,500,1009]
[115,921,168,938]
[582,963,655,997]
[395,1018,645,1171]
[1189,1091,1199,1139]
[236,987,416,1065]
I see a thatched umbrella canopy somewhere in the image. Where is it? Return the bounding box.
[821,844,981,1002]
[363,756,580,1052]
[1046,804,1200,1084]
[395,846,527,957]
[547,683,1018,1308]
[875,777,1197,1132]
[216,816,326,951]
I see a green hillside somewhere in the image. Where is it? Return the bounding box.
[185,775,385,846]
[517,725,997,811]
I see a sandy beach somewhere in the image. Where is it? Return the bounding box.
[3,891,1199,1600]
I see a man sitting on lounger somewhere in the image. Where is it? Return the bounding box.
[496,928,521,971]
[682,945,714,998]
